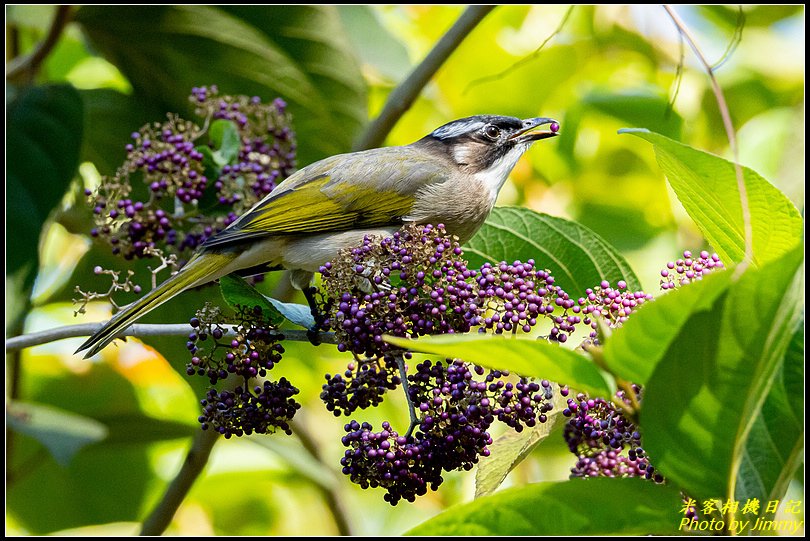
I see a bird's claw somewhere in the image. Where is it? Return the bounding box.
[303,286,326,346]
[306,326,322,346]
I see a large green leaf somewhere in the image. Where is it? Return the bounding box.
[385,334,612,398]
[602,269,733,384]
[75,5,367,166]
[464,207,641,295]
[7,84,83,294]
[734,323,804,522]
[641,246,803,500]
[406,478,684,535]
[621,129,802,267]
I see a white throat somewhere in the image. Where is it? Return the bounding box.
[473,144,530,201]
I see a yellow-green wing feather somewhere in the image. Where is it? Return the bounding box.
[202,147,447,249]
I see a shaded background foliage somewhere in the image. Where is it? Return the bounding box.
[5,5,804,536]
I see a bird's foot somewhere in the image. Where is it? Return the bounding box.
[303,286,326,346]
[306,326,322,346]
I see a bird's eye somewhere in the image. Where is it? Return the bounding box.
[483,125,501,140]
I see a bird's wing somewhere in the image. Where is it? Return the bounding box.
[201,147,448,249]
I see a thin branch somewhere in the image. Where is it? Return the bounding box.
[139,427,220,535]
[663,5,753,272]
[5,322,337,353]
[665,31,685,119]
[465,5,574,94]
[291,420,353,536]
[6,5,73,84]
[351,5,496,151]
[711,6,745,71]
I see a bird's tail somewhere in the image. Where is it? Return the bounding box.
[75,251,235,358]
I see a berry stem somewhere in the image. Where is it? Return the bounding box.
[393,352,420,438]
[586,342,640,422]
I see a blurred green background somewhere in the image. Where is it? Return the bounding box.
[5,5,804,535]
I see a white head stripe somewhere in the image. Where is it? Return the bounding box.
[432,120,485,140]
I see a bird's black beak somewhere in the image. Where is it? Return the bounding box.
[510,117,560,142]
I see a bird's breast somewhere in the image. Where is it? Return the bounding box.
[405,174,496,244]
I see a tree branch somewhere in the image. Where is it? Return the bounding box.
[139,426,220,535]
[351,5,496,151]
[5,322,337,353]
[663,5,753,272]
[6,5,73,84]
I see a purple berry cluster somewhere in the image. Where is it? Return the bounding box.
[185,302,301,436]
[88,86,295,263]
[199,379,300,438]
[475,261,570,339]
[317,225,576,424]
[576,280,654,341]
[660,250,724,290]
[318,224,481,358]
[341,420,442,504]
[408,359,555,433]
[340,358,559,504]
[186,304,285,385]
[321,355,402,416]
[563,387,663,483]
[192,86,296,204]
[318,225,581,358]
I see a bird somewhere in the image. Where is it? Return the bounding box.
[76,114,559,358]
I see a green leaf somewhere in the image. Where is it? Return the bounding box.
[194,144,224,210]
[406,478,685,535]
[641,246,803,499]
[385,334,612,398]
[75,5,367,165]
[735,323,804,512]
[219,275,313,329]
[209,119,241,166]
[7,84,83,293]
[266,298,316,329]
[621,129,802,267]
[219,274,285,326]
[475,384,568,498]
[464,207,641,295]
[7,402,108,467]
[602,269,733,384]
